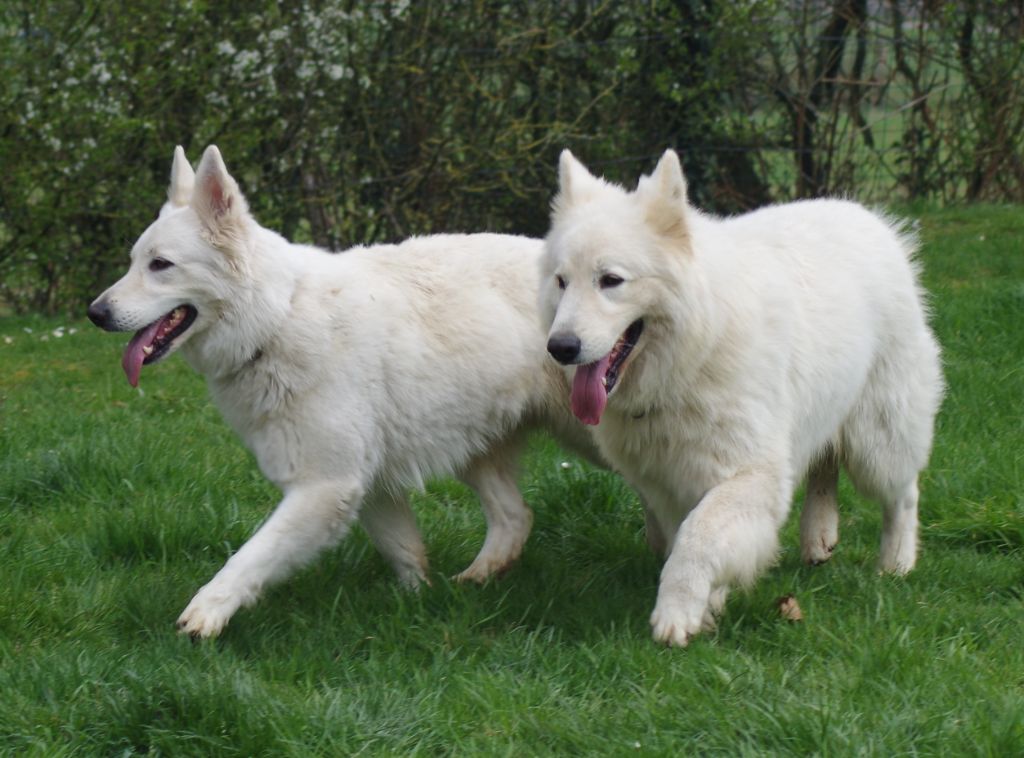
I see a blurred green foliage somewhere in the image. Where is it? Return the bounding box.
[1,1,1021,314]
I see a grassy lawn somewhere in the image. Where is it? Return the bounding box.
[1,205,1021,755]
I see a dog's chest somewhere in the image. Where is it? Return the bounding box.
[207,361,309,485]
[598,394,765,507]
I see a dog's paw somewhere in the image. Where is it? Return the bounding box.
[453,564,490,584]
[650,608,698,647]
[391,560,430,590]
[801,536,837,566]
[453,555,517,584]
[800,504,839,566]
[453,535,525,584]
[176,584,242,639]
[650,582,720,647]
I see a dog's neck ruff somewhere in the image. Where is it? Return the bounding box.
[186,252,298,382]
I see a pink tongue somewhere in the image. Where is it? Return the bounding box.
[121,320,163,388]
[571,355,610,425]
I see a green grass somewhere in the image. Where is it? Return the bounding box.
[1,205,1022,755]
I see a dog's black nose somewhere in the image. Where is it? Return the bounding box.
[87,300,111,329]
[547,333,582,364]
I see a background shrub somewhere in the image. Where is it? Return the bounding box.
[1,1,1021,314]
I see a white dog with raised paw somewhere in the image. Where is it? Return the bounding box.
[540,148,943,646]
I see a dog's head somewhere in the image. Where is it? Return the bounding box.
[88,145,253,386]
[540,149,694,425]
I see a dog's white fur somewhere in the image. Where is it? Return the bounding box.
[541,149,944,646]
[90,146,597,638]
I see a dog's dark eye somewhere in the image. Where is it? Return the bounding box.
[600,273,624,289]
[149,258,174,272]
[556,275,567,290]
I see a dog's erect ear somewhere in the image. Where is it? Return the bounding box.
[192,145,250,249]
[649,149,688,205]
[159,146,195,218]
[552,149,603,216]
[638,149,690,245]
[558,149,588,202]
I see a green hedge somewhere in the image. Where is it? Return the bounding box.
[2,1,1021,313]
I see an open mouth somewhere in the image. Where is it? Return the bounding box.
[122,305,197,387]
[571,318,644,425]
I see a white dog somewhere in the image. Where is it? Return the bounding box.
[89,146,596,638]
[541,149,944,646]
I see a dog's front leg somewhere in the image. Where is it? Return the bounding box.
[649,466,792,647]
[177,477,364,638]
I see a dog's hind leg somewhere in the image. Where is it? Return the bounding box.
[177,476,364,639]
[454,444,533,583]
[800,449,840,565]
[878,478,920,574]
[361,487,430,588]
[842,334,942,575]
